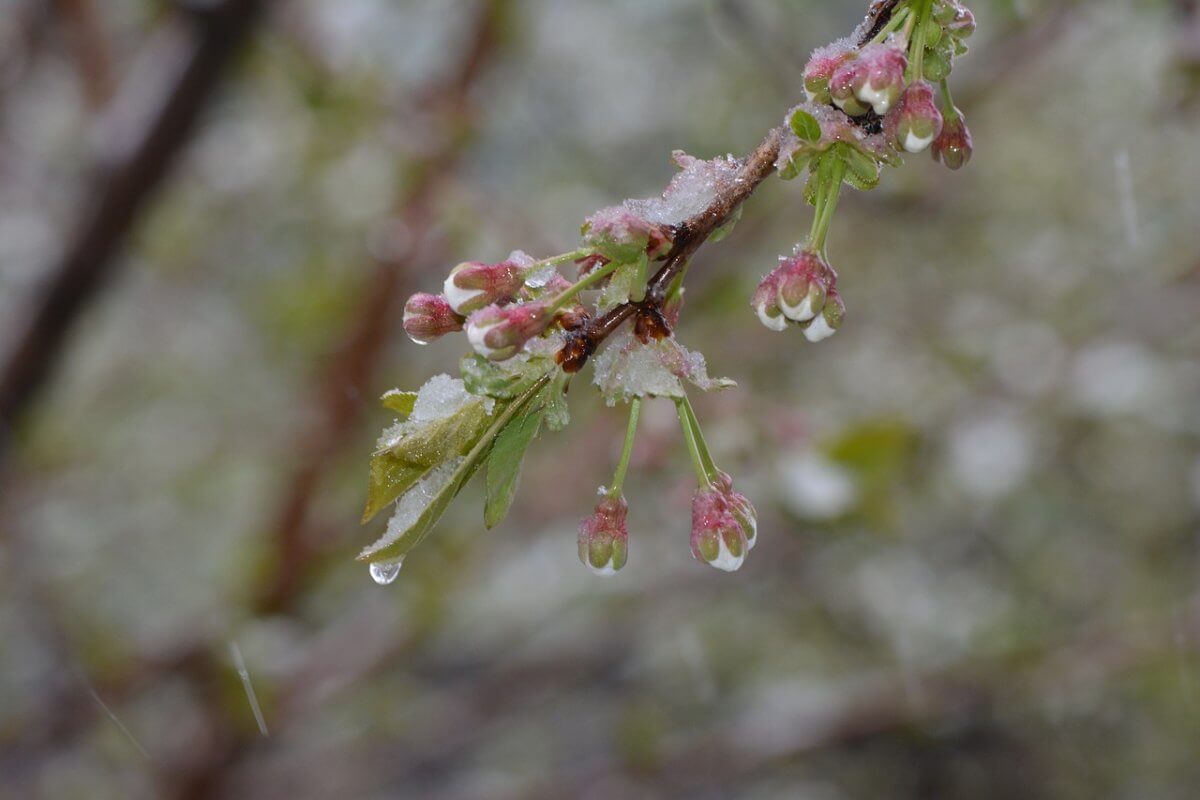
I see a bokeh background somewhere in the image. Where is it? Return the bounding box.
[2,0,1199,797]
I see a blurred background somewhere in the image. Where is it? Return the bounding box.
[1,0,1199,797]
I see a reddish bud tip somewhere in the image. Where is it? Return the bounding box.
[890,82,944,154]
[690,487,748,572]
[578,494,629,575]
[465,302,552,361]
[931,109,973,169]
[402,293,464,344]
[443,260,528,315]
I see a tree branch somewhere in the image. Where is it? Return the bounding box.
[0,0,264,472]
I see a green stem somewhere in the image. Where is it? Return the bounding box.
[909,0,933,82]
[681,394,719,481]
[808,158,846,257]
[871,4,912,45]
[546,259,621,314]
[535,248,589,269]
[938,77,960,120]
[675,398,711,487]
[608,398,641,496]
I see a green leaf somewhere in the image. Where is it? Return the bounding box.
[360,375,552,564]
[461,353,551,400]
[709,205,743,243]
[362,396,497,522]
[380,389,417,416]
[544,370,571,431]
[484,401,545,528]
[788,107,822,143]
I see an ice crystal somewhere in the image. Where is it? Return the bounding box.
[592,330,734,406]
[377,374,492,450]
[623,150,742,227]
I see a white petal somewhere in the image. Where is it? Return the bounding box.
[708,536,746,572]
[904,130,934,154]
[857,82,893,114]
[756,305,788,332]
[587,557,619,577]
[443,277,485,314]
[466,320,499,358]
[804,316,838,343]
[778,291,817,323]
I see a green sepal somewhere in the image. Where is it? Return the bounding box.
[788,107,822,143]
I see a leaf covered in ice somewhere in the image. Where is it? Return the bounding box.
[360,375,552,563]
[363,375,497,523]
[592,330,735,406]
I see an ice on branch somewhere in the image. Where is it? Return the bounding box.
[360,457,465,560]
[592,330,734,406]
[623,151,743,227]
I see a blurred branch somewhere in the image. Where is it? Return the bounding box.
[55,0,115,111]
[0,0,265,474]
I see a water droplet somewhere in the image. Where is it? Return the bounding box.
[369,559,403,585]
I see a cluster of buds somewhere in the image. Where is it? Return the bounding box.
[690,472,758,572]
[752,250,846,342]
[577,493,630,575]
[830,42,908,117]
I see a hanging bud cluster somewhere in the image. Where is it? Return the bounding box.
[760,0,976,339]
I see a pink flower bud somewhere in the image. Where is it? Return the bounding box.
[931,109,973,170]
[751,272,787,332]
[831,43,907,116]
[443,259,529,315]
[583,207,672,260]
[402,293,464,344]
[713,471,757,551]
[803,44,854,106]
[690,487,748,572]
[464,302,552,361]
[774,250,836,323]
[802,286,845,343]
[578,494,629,576]
[890,82,944,154]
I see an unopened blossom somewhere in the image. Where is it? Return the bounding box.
[944,4,976,38]
[714,471,757,551]
[402,292,464,344]
[583,206,672,260]
[690,486,748,572]
[830,43,907,116]
[443,259,529,315]
[931,110,973,169]
[578,494,629,575]
[890,82,944,154]
[802,286,845,343]
[752,250,839,334]
[751,272,787,332]
[803,44,854,105]
[465,302,552,361]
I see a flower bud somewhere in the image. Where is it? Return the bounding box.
[802,286,845,343]
[803,45,854,105]
[690,487,748,572]
[751,272,787,332]
[714,471,757,551]
[774,251,835,323]
[465,302,552,361]
[583,207,672,260]
[947,5,976,38]
[443,259,528,315]
[578,494,629,576]
[931,109,973,170]
[890,82,944,154]
[402,293,464,344]
[831,43,907,117]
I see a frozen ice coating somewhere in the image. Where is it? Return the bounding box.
[593,330,733,405]
[376,375,492,450]
[410,374,473,422]
[360,457,465,559]
[623,150,742,226]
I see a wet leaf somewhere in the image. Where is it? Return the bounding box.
[484,400,546,528]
